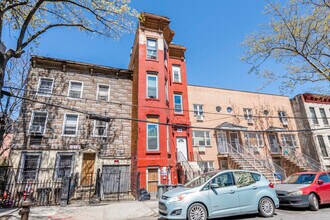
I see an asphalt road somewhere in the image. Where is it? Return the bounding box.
[136,205,330,220]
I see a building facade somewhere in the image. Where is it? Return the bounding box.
[291,93,330,170]
[9,56,133,199]
[129,13,192,197]
[188,85,317,181]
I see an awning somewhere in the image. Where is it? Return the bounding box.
[215,122,247,131]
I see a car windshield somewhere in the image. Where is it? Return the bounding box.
[184,171,218,188]
[284,173,316,184]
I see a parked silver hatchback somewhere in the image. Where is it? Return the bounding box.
[159,170,279,220]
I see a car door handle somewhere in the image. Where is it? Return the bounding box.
[229,190,236,194]
[252,186,258,190]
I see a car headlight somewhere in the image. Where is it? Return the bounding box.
[168,194,187,203]
[287,190,303,196]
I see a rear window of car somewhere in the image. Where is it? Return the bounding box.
[251,173,261,181]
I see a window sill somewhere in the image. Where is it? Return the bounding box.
[62,135,78,137]
[146,98,160,102]
[174,113,184,116]
[146,58,159,63]
[37,93,52,97]
[146,151,161,155]
[67,97,83,100]
[173,82,182,85]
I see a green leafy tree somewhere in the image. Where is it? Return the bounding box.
[0,0,138,96]
[242,0,330,92]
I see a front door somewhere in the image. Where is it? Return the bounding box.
[81,153,95,186]
[176,137,188,162]
[208,172,240,217]
[229,132,239,152]
[217,132,228,153]
[268,134,280,153]
[147,168,159,199]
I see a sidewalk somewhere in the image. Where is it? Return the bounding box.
[0,200,159,220]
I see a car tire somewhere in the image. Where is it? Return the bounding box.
[308,193,319,211]
[187,203,207,220]
[258,197,275,218]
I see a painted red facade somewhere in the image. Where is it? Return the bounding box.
[129,13,192,194]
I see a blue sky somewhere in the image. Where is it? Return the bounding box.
[5,0,325,97]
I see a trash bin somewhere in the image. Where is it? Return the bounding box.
[157,184,165,198]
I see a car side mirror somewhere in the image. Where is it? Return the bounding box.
[210,183,219,189]
[317,180,324,185]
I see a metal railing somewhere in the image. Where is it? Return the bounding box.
[177,151,199,181]
[193,152,207,173]
[301,152,323,171]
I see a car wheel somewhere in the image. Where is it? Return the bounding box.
[308,193,319,211]
[258,197,275,217]
[187,203,207,220]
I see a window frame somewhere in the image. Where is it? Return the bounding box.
[29,110,48,135]
[317,135,329,158]
[172,65,181,83]
[146,74,158,99]
[278,111,288,124]
[165,79,169,102]
[67,80,83,99]
[18,152,42,181]
[174,94,183,114]
[233,171,256,188]
[96,84,110,102]
[193,104,204,116]
[243,108,253,121]
[54,153,74,180]
[211,172,235,188]
[62,113,79,136]
[244,132,264,148]
[37,77,54,96]
[93,120,108,137]
[146,38,158,60]
[309,107,319,125]
[192,130,211,147]
[146,119,159,151]
[319,108,329,126]
[281,134,297,148]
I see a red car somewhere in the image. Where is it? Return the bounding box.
[275,171,330,211]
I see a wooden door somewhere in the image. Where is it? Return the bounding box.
[147,168,159,196]
[81,153,95,186]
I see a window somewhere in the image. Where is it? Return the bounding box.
[193,104,204,116]
[172,65,181,83]
[243,108,253,121]
[147,116,159,151]
[244,133,264,147]
[97,84,110,101]
[55,154,73,179]
[192,130,211,146]
[309,107,319,124]
[19,153,41,180]
[317,135,328,157]
[165,79,168,102]
[318,174,330,183]
[30,111,47,135]
[166,120,170,153]
[147,39,157,59]
[278,111,288,125]
[233,171,256,188]
[174,94,183,114]
[320,108,329,125]
[37,78,53,95]
[164,41,168,63]
[93,120,108,137]
[281,134,297,148]
[68,81,83,98]
[63,114,79,136]
[147,74,158,98]
[211,172,234,188]
[198,161,214,172]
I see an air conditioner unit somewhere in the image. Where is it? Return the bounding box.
[196,115,204,122]
[247,118,253,124]
[198,146,206,152]
[98,95,108,101]
[282,119,288,126]
[30,125,43,135]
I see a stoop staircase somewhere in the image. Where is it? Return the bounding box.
[177,151,202,182]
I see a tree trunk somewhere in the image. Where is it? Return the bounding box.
[0,52,8,149]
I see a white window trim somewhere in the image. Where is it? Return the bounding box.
[172,65,181,83]
[245,132,264,148]
[18,152,42,181]
[146,122,159,151]
[67,80,83,99]
[37,77,54,97]
[165,79,169,102]
[243,108,253,120]
[93,120,108,137]
[166,123,170,153]
[62,113,79,137]
[54,153,75,179]
[29,110,48,135]
[174,94,183,114]
[146,38,158,60]
[192,130,211,147]
[193,104,204,116]
[96,83,110,102]
[281,134,297,148]
[146,74,158,99]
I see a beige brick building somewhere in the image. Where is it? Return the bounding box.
[9,56,132,197]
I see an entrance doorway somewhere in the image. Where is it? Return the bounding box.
[176,137,188,162]
[229,132,240,152]
[147,168,159,198]
[81,153,95,186]
[268,134,280,153]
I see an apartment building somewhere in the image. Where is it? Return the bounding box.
[129,13,192,197]
[9,56,132,198]
[188,85,316,181]
[291,93,330,170]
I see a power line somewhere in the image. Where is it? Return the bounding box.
[4,86,330,120]
[4,91,330,134]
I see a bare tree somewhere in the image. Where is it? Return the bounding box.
[242,0,330,93]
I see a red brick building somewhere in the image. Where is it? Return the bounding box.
[129,13,192,197]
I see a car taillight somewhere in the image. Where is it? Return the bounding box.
[268,182,274,188]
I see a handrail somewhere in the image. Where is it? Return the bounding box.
[282,146,322,171]
[301,152,323,171]
[193,152,206,172]
[177,151,195,181]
